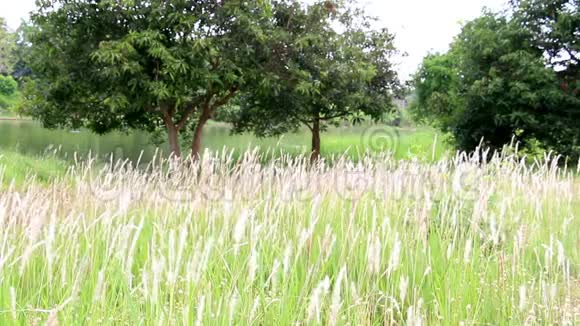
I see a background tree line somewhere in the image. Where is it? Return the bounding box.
[411,0,579,160]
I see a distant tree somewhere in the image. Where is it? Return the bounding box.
[410,52,462,127]
[11,21,34,80]
[0,75,17,95]
[0,17,16,75]
[232,0,399,162]
[412,10,580,158]
[25,0,272,158]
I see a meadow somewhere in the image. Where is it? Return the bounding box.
[0,145,578,325]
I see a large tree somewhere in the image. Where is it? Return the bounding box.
[412,7,580,158]
[24,0,271,158]
[232,0,399,162]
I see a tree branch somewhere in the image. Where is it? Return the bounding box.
[176,104,197,131]
[299,118,314,131]
[564,48,579,64]
[286,110,314,131]
[145,105,159,113]
[319,111,350,121]
[210,86,239,112]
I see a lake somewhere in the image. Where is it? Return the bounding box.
[0,119,314,163]
[0,119,446,163]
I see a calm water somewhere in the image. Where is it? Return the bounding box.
[0,120,309,163]
[0,120,169,163]
[0,120,444,163]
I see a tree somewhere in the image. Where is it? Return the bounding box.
[412,10,580,158]
[11,22,34,80]
[232,0,399,162]
[25,0,271,158]
[0,17,16,75]
[510,0,579,71]
[410,52,463,127]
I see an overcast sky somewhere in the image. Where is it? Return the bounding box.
[0,0,508,80]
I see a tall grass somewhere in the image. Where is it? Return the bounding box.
[0,148,578,324]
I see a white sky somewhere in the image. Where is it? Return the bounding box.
[0,0,508,80]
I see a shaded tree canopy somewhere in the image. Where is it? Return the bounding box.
[232,0,399,161]
[24,0,273,158]
[412,1,580,159]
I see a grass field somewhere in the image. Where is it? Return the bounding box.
[0,147,578,324]
[199,123,449,162]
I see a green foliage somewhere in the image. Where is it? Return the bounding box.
[510,0,579,71]
[0,75,17,95]
[0,17,16,75]
[23,1,399,159]
[412,5,580,159]
[11,21,34,79]
[410,52,462,127]
[0,76,20,111]
[232,0,399,159]
[24,0,273,157]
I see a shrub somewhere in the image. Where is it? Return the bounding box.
[0,75,17,95]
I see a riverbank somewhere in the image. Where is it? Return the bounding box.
[0,150,68,186]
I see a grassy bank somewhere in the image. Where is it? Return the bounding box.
[0,150,68,187]
[0,149,578,324]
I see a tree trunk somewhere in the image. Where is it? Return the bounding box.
[163,116,181,158]
[310,117,321,164]
[191,109,210,159]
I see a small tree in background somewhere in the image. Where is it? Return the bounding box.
[0,75,17,96]
[25,0,272,158]
[0,17,16,76]
[11,22,34,80]
[410,52,463,128]
[232,0,399,162]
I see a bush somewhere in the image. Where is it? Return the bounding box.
[412,12,580,160]
[0,75,17,95]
